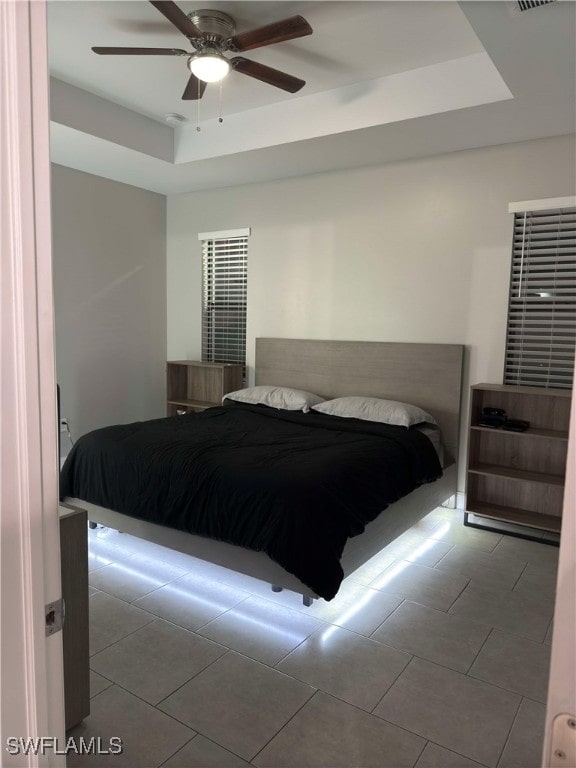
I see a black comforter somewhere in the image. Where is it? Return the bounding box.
[60,402,442,599]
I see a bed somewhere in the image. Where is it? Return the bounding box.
[62,338,464,603]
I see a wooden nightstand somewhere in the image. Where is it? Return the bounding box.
[166,360,244,415]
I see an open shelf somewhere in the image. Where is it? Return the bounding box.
[470,425,569,441]
[468,462,565,486]
[468,501,562,533]
[167,398,219,415]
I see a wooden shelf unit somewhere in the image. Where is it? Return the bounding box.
[466,383,571,535]
[167,360,244,416]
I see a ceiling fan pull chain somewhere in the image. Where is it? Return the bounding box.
[219,81,224,124]
[196,82,201,131]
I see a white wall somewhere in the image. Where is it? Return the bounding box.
[167,134,575,490]
[52,164,167,453]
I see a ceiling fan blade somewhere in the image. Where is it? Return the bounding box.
[182,73,207,100]
[229,15,312,52]
[149,1,202,39]
[231,57,305,93]
[92,47,188,55]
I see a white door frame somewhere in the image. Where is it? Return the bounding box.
[1,1,65,765]
[0,2,574,767]
[543,382,576,766]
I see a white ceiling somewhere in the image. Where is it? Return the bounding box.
[47,0,576,195]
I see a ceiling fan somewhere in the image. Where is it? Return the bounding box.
[92,0,313,100]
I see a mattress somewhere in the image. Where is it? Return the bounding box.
[60,402,442,599]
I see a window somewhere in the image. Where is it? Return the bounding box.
[504,200,576,389]
[199,228,249,367]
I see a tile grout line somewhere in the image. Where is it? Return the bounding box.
[155,733,199,768]
[444,573,472,613]
[510,559,530,591]
[369,651,414,716]
[411,738,429,768]
[271,625,326,669]
[153,647,234,709]
[368,597,408,639]
[90,567,200,607]
[493,694,525,768]
[190,593,253,634]
[424,738,492,768]
[89,616,157,659]
[463,625,496,676]
[248,688,319,764]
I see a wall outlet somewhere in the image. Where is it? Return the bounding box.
[59,417,68,432]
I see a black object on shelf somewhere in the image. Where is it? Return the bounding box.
[477,406,530,432]
[478,406,507,428]
[501,419,530,432]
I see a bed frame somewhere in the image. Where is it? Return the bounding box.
[66,338,464,602]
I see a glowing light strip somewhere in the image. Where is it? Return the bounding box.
[207,603,313,645]
[320,521,451,643]
[88,519,454,647]
[152,580,246,614]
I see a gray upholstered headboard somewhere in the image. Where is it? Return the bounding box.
[255,338,464,465]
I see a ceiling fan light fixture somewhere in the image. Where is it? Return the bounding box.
[188,49,230,83]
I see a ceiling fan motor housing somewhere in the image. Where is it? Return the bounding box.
[187,9,235,44]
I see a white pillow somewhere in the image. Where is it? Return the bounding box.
[223,386,325,413]
[311,396,436,428]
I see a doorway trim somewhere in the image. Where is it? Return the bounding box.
[1,1,65,764]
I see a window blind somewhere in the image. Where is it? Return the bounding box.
[504,205,576,388]
[201,232,248,366]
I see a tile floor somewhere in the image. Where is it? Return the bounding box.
[68,506,558,768]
